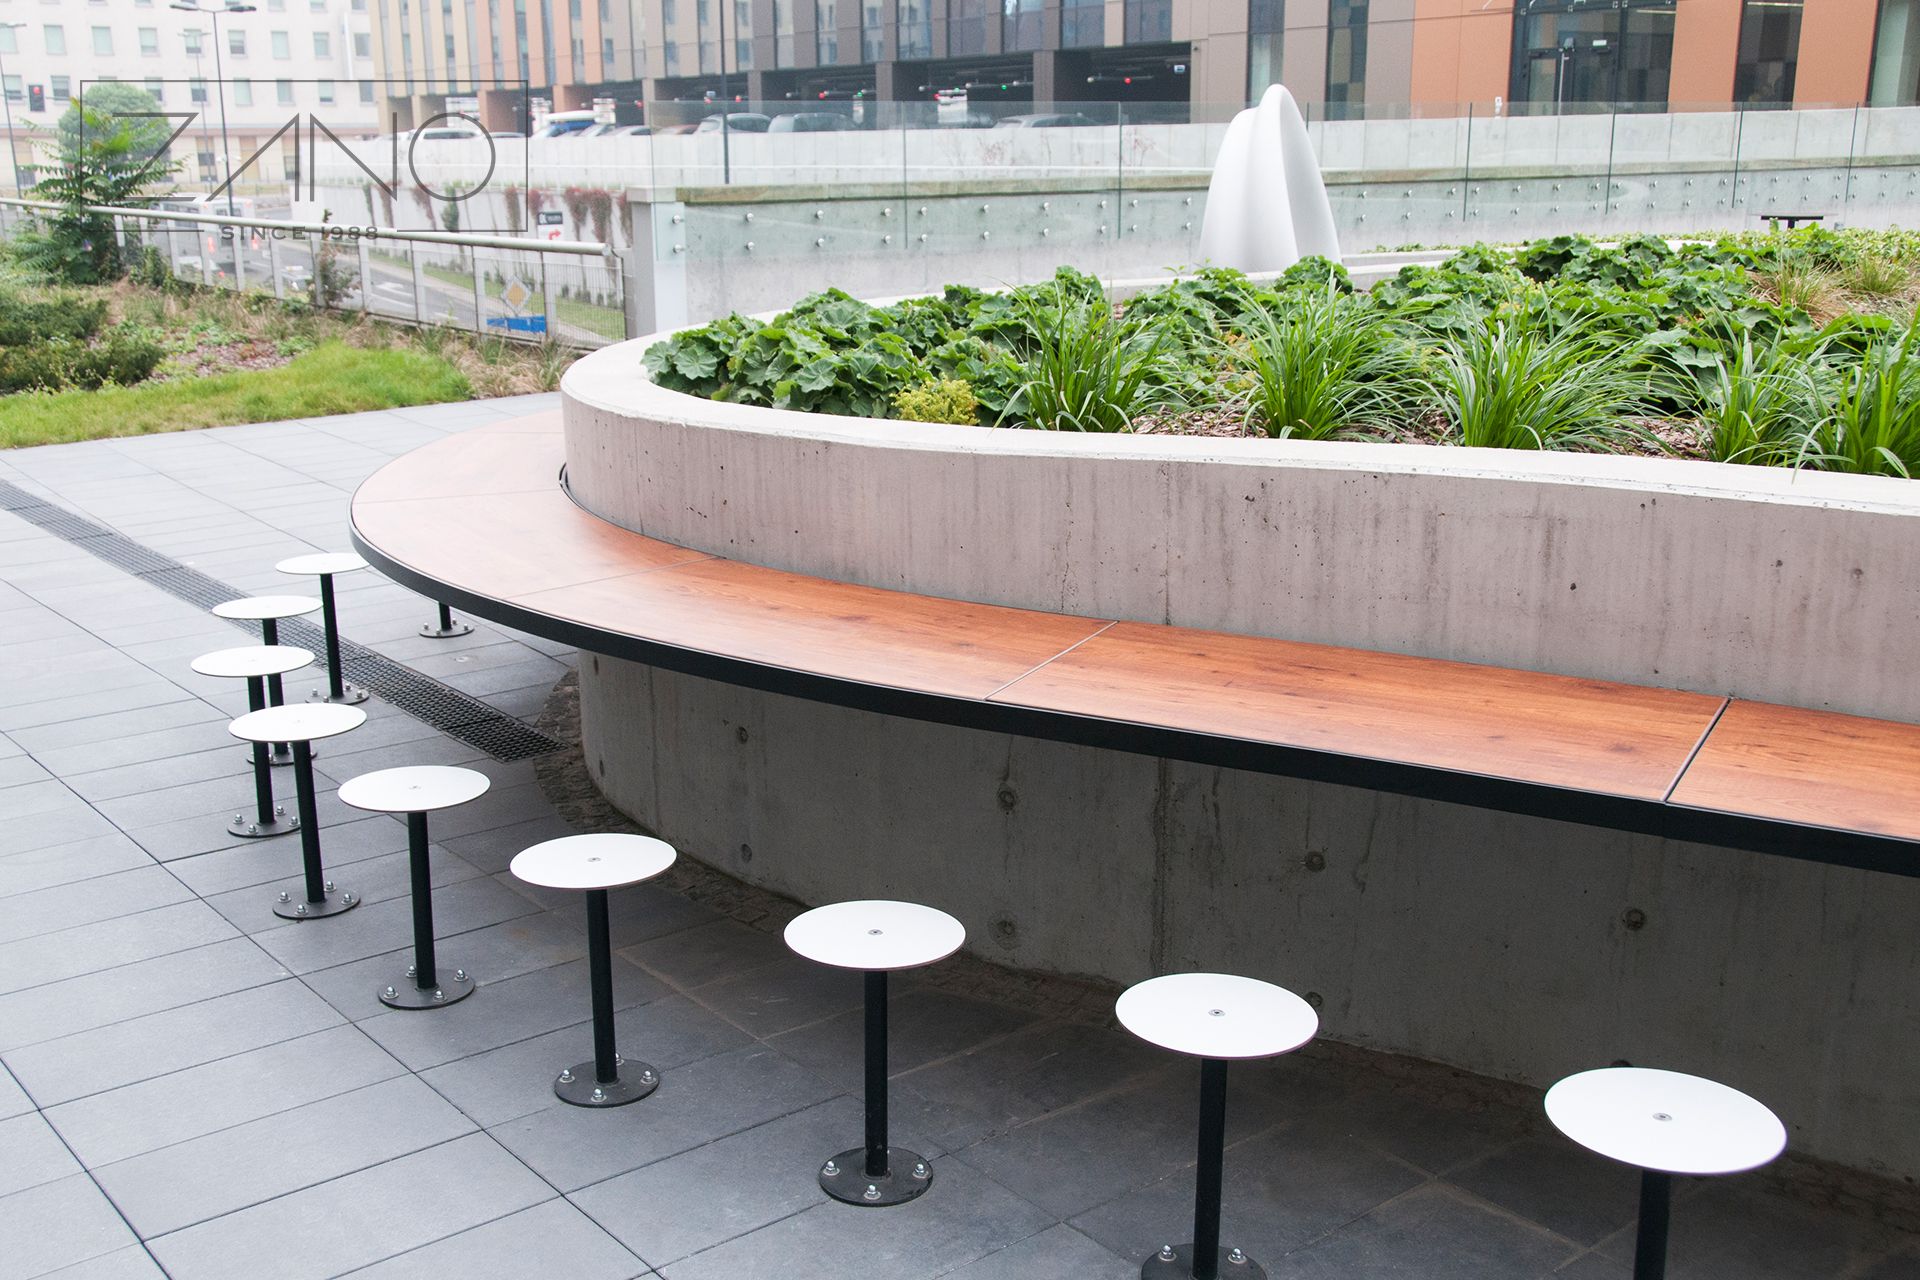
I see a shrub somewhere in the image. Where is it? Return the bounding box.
[1234,285,1422,440]
[0,290,107,347]
[1002,284,1184,432]
[893,378,979,424]
[1805,317,1920,477]
[0,326,163,392]
[1432,319,1649,450]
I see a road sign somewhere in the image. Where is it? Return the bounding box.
[486,315,548,333]
[500,277,532,313]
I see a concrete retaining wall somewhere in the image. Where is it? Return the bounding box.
[564,340,1920,722]
[580,651,1920,1183]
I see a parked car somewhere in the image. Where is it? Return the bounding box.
[768,112,854,132]
[533,110,601,139]
[693,112,771,133]
[992,113,1100,128]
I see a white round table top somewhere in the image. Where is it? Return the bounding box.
[212,595,320,621]
[276,551,369,577]
[228,703,366,745]
[1545,1068,1786,1176]
[509,833,677,891]
[1116,972,1319,1060]
[338,765,490,815]
[783,900,966,971]
[191,645,314,679]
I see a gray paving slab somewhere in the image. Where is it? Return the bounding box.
[769,986,1039,1092]
[1258,1182,1580,1279]
[38,1245,168,1279]
[4,978,343,1106]
[0,866,194,944]
[490,1042,841,1192]
[570,1096,863,1266]
[165,813,409,897]
[249,872,541,975]
[30,719,240,777]
[344,1198,649,1280]
[1447,1135,1643,1248]
[0,899,240,996]
[302,909,594,1022]
[942,1224,1135,1279]
[658,1152,1055,1280]
[146,1133,554,1280]
[0,936,288,1054]
[0,754,54,788]
[0,1111,85,1198]
[202,843,484,935]
[7,698,224,753]
[423,994,755,1129]
[0,833,154,898]
[95,1074,477,1237]
[0,1173,144,1278]
[0,1062,33,1119]
[359,953,671,1071]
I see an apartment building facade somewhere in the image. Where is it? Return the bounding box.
[0,0,377,190]
[365,0,1917,126]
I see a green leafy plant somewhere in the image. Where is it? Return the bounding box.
[1234,285,1423,439]
[1433,319,1648,450]
[1699,335,1821,465]
[1002,284,1184,432]
[21,96,176,284]
[893,378,978,424]
[1804,317,1920,477]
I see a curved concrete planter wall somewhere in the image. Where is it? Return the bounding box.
[562,333,1920,1187]
[564,337,1920,722]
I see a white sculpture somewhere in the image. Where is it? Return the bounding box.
[1198,85,1342,273]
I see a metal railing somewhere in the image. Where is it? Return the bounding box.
[0,196,630,350]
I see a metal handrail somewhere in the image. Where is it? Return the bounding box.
[0,196,612,258]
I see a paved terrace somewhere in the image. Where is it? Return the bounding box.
[0,397,1914,1280]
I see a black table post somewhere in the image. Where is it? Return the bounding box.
[259,618,292,762]
[228,675,292,838]
[587,888,618,1084]
[318,573,346,701]
[271,739,355,920]
[1192,1059,1228,1280]
[1634,1170,1672,1280]
[408,811,437,989]
[865,969,889,1179]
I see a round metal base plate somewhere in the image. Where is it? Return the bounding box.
[255,745,308,769]
[309,684,371,706]
[1140,1245,1267,1279]
[273,890,360,920]
[379,969,475,1009]
[554,1059,659,1107]
[419,622,474,638]
[227,812,298,839]
[818,1147,934,1206]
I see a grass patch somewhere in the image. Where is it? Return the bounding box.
[0,341,470,448]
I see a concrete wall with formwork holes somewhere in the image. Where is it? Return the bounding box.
[578,650,1920,1185]
[563,331,1920,723]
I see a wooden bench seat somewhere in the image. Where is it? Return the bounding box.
[351,414,1920,876]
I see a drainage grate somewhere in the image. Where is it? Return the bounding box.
[0,478,563,763]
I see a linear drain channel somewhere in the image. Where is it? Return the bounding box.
[0,478,564,763]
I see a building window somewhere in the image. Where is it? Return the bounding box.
[1060,0,1102,47]
[897,0,930,58]
[42,24,65,55]
[272,29,290,57]
[139,26,159,54]
[190,76,207,102]
[311,0,326,9]
[1733,0,1801,105]
[91,25,113,55]
[233,76,252,103]
[359,77,373,100]
[277,77,293,102]
[1247,0,1281,99]
[0,30,14,58]
[2,76,21,105]
[1510,0,1675,111]
[860,0,880,61]
[229,28,246,54]
[317,77,334,101]
[313,29,329,56]
[815,0,836,61]
[1125,0,1170,43]
[268,0,285,9]
[1324,0,1366,119]
[55,75,74,101]
[353,31,370,56]
[1004,0,1043,52]
[184,29,203,53]
[1870,0,1920,104]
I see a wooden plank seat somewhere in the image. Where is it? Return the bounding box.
[351,414,1920,876]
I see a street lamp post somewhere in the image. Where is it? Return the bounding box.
[0,23,26,194]
[172,1,255,205]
